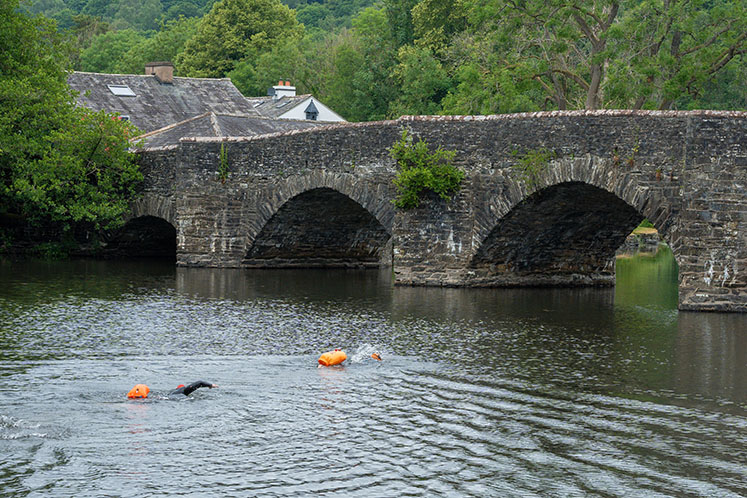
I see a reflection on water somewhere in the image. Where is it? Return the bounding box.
[0,253,745,497]
[615,244,678,310]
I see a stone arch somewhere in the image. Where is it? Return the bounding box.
[246,171,395,246]
[129,193,176,226]
[243,172,395,268]
[470,155,681,285]
[103,214,176,259]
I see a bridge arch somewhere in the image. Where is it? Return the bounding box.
[104,214,176,259]
[129,193,175,226]
[469,155,680,285]
[244,172,395,268]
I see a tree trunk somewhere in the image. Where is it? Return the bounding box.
[586,64,602,110]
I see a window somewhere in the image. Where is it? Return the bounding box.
[305,101,319,121]
[107,84,136,97]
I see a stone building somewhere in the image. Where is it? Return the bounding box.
[66,62,335,148]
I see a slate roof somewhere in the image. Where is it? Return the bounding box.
[246,95,314,119]
[135,113,325,149]
[68,72,260,133]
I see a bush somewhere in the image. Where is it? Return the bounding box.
[391,129,463,209]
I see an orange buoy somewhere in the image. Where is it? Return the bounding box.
[371,353,382,361]
[127,384,150,399]
[318,349,347,366]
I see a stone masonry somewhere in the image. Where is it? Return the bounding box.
[135,110,747,312]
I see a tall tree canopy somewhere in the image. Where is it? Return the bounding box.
[24,0,747,121]
[176,0,304,77]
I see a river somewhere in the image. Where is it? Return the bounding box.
[1,246,745,497]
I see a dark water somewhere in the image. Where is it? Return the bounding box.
[0,247,745,497]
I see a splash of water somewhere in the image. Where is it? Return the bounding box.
[348,343,385,363]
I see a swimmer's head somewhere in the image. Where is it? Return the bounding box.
[127,384,150,399]
[371,353,382,361]
[176,384,185,389]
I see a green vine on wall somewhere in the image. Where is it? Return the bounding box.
[391,129,464,209]
[219,142,229,183]
[512,147,556,191]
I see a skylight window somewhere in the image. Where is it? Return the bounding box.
[275,101,290,108]
[108,84,136,97]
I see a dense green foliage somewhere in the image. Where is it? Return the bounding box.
[24,0,747,120]
[1,0,141,230]
[26,0,374,31]
[391,130,463,209]
[176,0,303,77]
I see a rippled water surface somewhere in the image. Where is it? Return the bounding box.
[1,251,745,497]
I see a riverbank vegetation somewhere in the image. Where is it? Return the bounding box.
[1,0,142,254]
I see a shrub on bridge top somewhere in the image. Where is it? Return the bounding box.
[391,129,464,209]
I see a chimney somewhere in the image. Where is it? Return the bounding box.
[145,61,174,84]
[271,80,296,99]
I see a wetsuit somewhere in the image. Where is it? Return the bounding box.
[171,380,215,396]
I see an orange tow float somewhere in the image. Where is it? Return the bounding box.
[127,384,150,399]
[318,349,347,366]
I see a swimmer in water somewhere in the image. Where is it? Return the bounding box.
[127,381,218,399]
[170,380,218,396]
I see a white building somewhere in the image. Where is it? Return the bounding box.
[247,81,346,123]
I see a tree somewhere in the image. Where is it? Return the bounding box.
[389,45,450,116]
[383,0,418,46]
[112,0,164,32]
[679,56,746,110]
[79,29,146,73]
[163,1,202,22]
[411,0,466,54]
[68,14,110,69]
[0,1,141,230]
[605,0,746,109]
[338,7,399,120]
[116,16,200,74]
[176,0,304,78]
[457,0,745,111]
[81,0,119,20]
[479,0,622,110]
[228,37,309,97]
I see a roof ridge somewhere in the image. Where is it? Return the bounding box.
[133,112,211,140]
[70,71,235,82]
[209,112,222,136]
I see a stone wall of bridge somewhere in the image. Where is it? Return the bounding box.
[135,111,747,312]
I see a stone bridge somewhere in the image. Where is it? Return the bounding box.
[132,110,747,312]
